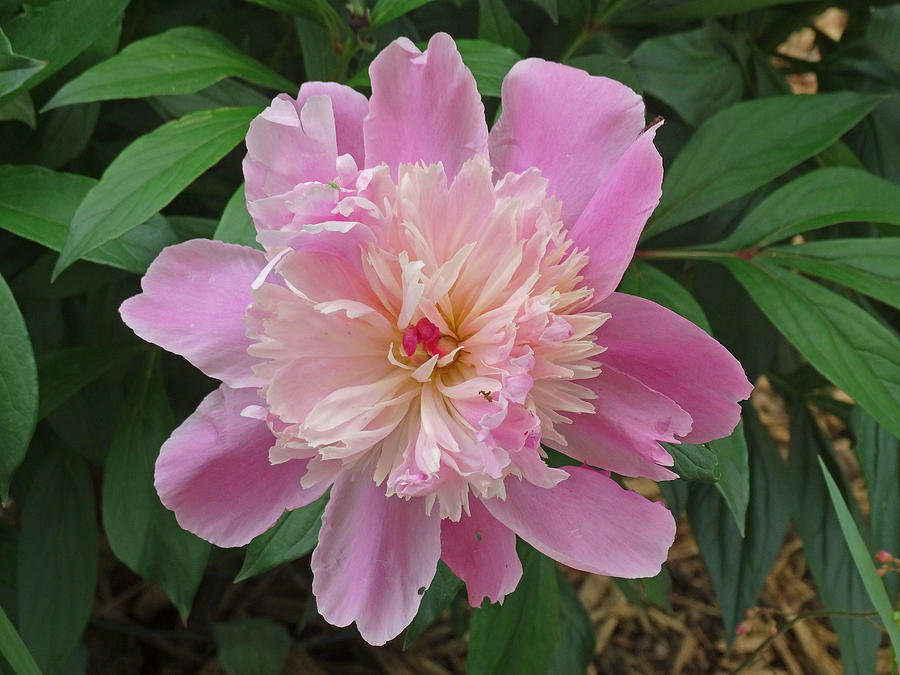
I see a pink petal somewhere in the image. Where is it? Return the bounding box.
[596,293,753,443]
[243,93,338,201]
[569,125,663,301]
[311,475,441,645]
[489,59,646,226]
[297,82,368,167]
[440,498,522,606]
[155,385,327,548]
[365,33,488,179]
[550,365,690,480]
[119,239,263,388]
[482,466,675,577]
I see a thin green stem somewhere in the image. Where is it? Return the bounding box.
[636,249,738,262]
[560,28,590,62]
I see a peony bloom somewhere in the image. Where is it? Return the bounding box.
[120,33,752,645]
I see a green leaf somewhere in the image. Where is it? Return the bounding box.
[708,419,750,535]
[478,0,529,57]
[631,25,742,126]
[525,0,557,21]
[662,441,718,482]
[548,570,594,675]
[764,238,900,311]
[404,561,464,648]
[615,568,672,613]
[820,456,900,657]
[708,168,900,251]
[0,602,40,675]
[53,106,261,278]
[213,619,291,675]
[644,93,884,239]
[0,165,183,274]
[43,27,295,111]
[456,40,520,98]
[294,16,334,82]
[235,492,328,582]
[0,273,36,501]
[688,408,789,640]
[0,0,129,101]
[370,0,438,28]
[214,184,260,249]
[612,0,821,24]
[788,405,881,674]
[37,346,135,420]
[18,449,97,673]
[725,258,900,440]
[850,407,900,604]
[867,5,900,75]
[0,51,45,99]
[468,544,559,675]
[102,355,210,620]
[565,54,642,93]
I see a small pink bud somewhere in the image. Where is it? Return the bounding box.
[876,550,894,563]
[736,621,751,636]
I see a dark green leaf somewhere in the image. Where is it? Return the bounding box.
[151,79,269,120]
[725,258,900,440]
[850,407,900,603]
[0,92,35,128]
[688,408,789,640]
[370,0,438,28]
[102,356,210,620]
[468,544,559,675]
[565,53,642,93]
[0,0,129,101]
[456,40,520,98]
[0,165,182,274]
[867,5,900,75]
[235,492,328,582]
[404,561,464,648]
[294,16,335,82]
[708,420,750,535]
[662,441,718,482]
[764,238,900,310]
[478,0,529,56]
[18,449,97,673]
[43,27,295,111]
[54,106,261,277]
[213,619,291,675]
[0,602,40,675]
[0,272,36,500]
[645,93,884,239]
[631,25,742,126]
[614,567,672,613]
[37,346,134,420]
[788,405,880,674]
[709,168,900,251]
[820,456,900,656]
[214,184,260,249]
[548,570,594,675]
[613,0,820,24]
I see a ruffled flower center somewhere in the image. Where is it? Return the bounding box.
[246,157,608,520]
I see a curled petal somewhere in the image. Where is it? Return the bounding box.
[490,59,646,226]
[297,81,369,167]
[596,293,753,443]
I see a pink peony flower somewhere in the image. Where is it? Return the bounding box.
[120,33,752,645]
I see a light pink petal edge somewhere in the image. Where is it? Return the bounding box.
[119,239,263,389]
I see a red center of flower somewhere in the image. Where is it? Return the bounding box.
[402,317,447,358]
